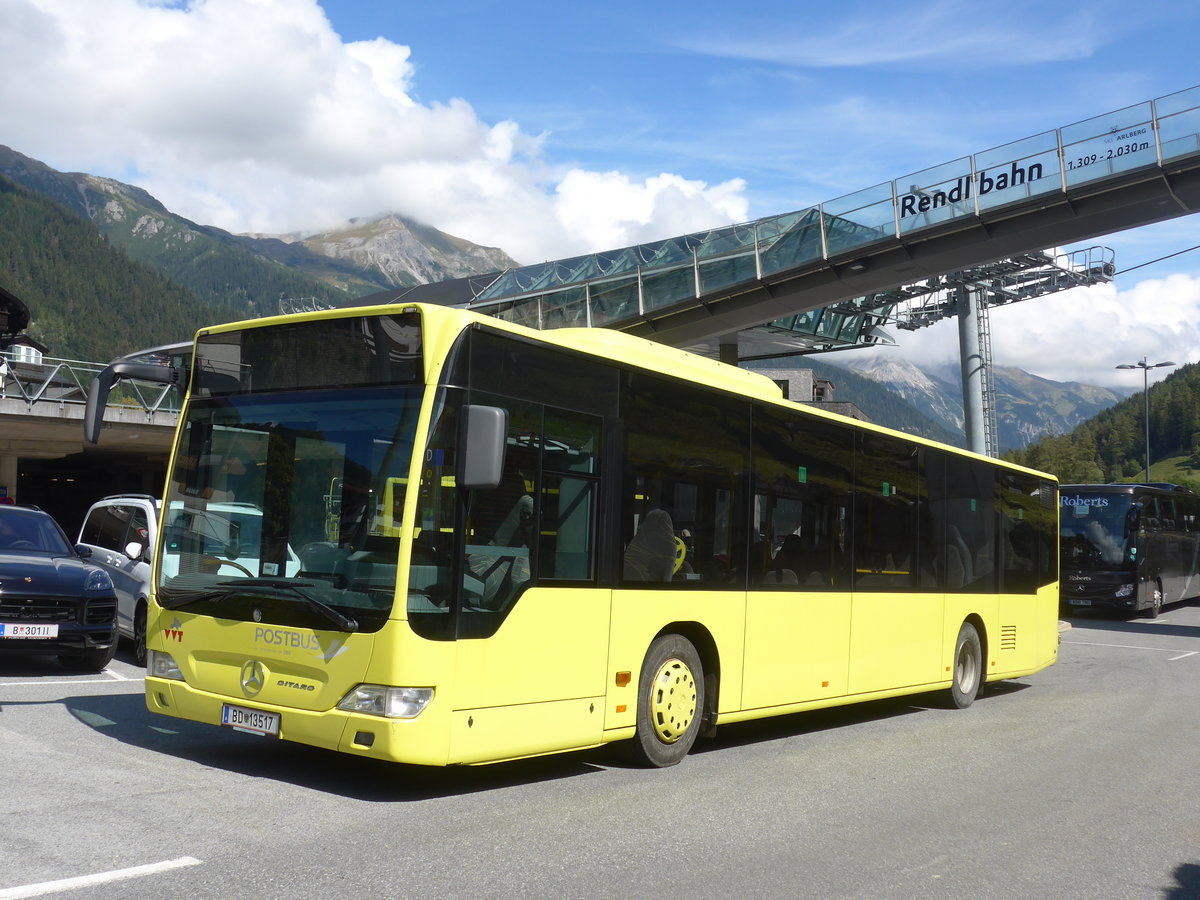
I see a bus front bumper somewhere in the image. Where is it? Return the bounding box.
[145,676,451,766]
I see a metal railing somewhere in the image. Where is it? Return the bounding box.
[0,352,180,415]
[467,85,1199,333]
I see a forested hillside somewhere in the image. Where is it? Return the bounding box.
[0,175,246,361]
[0,145,386,304]
[1003,362,1200,488]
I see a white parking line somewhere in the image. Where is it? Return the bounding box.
[0,671,144,688]
[0,676,142,691]
[0,857,201,899]
[1064,639,1199,661]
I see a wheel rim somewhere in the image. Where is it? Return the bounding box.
[649,657,698,744]
[956,639,978,694]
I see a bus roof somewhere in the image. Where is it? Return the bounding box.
[1061,483,1194,494]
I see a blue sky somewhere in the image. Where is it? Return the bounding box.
[2,0,1200,385]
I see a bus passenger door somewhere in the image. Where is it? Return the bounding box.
[448,404,610,764]
[449,586,611,764]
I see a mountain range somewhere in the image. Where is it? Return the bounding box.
[0,144,1128,451]
[0,145,517,314]
[828,355,1133,452]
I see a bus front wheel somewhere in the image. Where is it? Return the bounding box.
[1143,581,1163,619]
[949,622,982,709]
[629,635,705,768]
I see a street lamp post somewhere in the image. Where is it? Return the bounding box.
[1116,357,1176,482]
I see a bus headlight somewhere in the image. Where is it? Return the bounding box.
[337,685,433,719]
[1115,583,1135,598]
[147,650,184,681]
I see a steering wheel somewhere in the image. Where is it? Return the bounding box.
[200,554,255,577]
[9,540,37,550]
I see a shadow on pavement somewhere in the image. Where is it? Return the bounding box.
[34,690,608,801]
[1165,861,1200,899]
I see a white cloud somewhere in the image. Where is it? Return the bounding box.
[676,0,1109,70]
[886,274,1200,388]
[0,0,747,262]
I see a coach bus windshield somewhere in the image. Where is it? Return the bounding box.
[1060,492,1137,567]
[156,314,424,633]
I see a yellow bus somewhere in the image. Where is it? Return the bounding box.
[85,302,1059,767]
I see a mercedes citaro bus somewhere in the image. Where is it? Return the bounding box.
[85,303,1060,767]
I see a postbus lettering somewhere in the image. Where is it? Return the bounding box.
[254,626,321,650]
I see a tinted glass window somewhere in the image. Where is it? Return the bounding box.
[929,453,995,593]
[750,406,852,589]
[461,328,618,416]
[81,504,132,552]
[853,433,929,591]
[194,314,422,397]
[620,371,748,587]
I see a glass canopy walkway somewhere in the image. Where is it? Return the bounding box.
[458,85,1200,354]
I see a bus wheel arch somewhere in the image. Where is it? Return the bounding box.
[949,618,985,709]
[628,626,715,767]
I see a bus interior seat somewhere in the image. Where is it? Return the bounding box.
[623,509,676,582]
[492,493,533,547]
[761,568,799,585]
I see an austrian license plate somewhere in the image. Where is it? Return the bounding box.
[0,623,59,639]
[221,704,280,737]
[1067,598,1092,606]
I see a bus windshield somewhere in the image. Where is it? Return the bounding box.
[1060,491,1137,567]
[157,385,423,632]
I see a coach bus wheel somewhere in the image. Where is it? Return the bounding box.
[629,634,705,768]
[1144,581,1163,619]
[949,622,982,709]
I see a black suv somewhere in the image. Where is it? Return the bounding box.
[0,504,119,671]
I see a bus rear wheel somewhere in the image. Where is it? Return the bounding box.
[629,635,705,768]
[949,622,982,709]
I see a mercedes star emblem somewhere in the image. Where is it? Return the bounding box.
[240,659,266,696]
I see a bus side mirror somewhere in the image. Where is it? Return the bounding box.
[458,404,507,489]
[84,360,187,445]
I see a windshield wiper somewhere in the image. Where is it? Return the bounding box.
[215,578,359,632]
